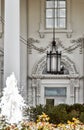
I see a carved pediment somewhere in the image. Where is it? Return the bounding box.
[32,55,78,76]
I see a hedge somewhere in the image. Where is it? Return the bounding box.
[29,104,84,124]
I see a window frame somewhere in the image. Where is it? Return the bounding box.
[45,0,67,29]
[39,0,72,38]
[45,87,67,97]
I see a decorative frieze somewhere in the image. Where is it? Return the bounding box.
[20,36,39,54]
[71,36,84,54]
[20,36,83,54]
[32,74,79,80]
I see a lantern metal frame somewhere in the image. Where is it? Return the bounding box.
[46,0,63,74]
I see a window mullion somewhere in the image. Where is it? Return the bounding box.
[57,0,59,28]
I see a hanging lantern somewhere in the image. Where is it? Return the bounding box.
[46,0,62,74]
[47,41,61,74]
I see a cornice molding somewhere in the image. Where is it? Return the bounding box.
[31,74,79,79]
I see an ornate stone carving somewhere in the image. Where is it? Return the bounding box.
[0,16,4,38]
[70,79,79,88]
[31,54,79,105]
[57,38,83,54]
[32,56,46,75]
[20,36,83,54]
[32,55,78,76]
[71,36,84,54]
[20,36,40,53]
[70,78,79,100]
[0,48,4,55]
[32,74,79,80]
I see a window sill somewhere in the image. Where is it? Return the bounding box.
[39,29,73,38]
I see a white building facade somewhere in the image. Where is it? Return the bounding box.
[0,0,84,106]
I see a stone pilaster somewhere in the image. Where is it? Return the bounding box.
[4,0,20,86]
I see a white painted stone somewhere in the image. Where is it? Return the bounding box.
[4,0,20,86]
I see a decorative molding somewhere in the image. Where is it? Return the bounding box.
[0,16,4,39]
[32,56,46,75]
[20,36,83,54]
[20,36,51,54]
[39,0,72,38]
[57,38,83,54]
[70,79,79,89]
[32,55,78,76]
[71,36,84,54]
[2,6,81,55]
[20,36,40,54]
[62,55,78,74]
[50,37,83,54]
[0,49,3,55]
[0,21,2,36]
[32,74,79,80]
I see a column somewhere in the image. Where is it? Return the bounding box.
[4,0,20,85]
[70,79,75,104]
[32,79,36,106]
[75,87,79,103]
[66,85,71,104]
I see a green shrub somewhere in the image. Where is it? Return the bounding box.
[68,104,84,113]
[79,112,84,123]
[68,109,79,121]
[30,104,84,124]
[30,104,44,121]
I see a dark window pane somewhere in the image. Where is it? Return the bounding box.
[45,87,66,97]
[46,99,54,106]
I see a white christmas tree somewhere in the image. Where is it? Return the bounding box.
[0,72,26,124]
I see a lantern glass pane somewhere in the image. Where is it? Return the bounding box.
[51,54,57,72]
[58,54,61,72]
[47,54,51,72]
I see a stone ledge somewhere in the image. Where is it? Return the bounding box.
[31,74,79,79]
